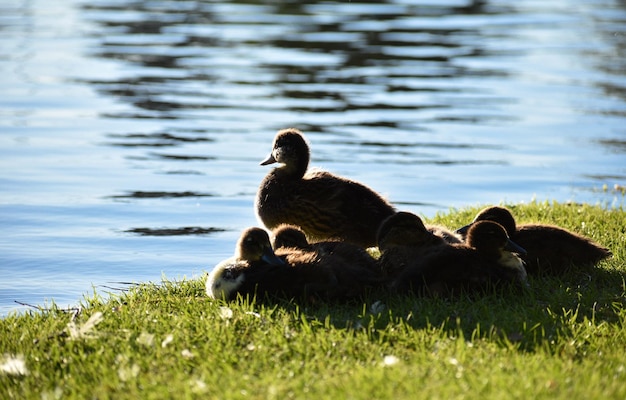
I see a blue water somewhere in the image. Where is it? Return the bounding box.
[1,0,625,315]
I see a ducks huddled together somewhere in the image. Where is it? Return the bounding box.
[206,128,613,302]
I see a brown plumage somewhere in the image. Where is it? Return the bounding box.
[206,227,303,301]
[272,223,378,267]
[427,225,463,244]
[271,224,311,250]
[391,220,528,297]
[376,212,450,278]
[255,128,396,247]
[206,226,383,302]
[457,206,613,275]
[272,224,385,300]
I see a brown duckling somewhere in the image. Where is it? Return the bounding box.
[271,224,311,250]
[206,227,375,302]
[255,128,396,248]
[391,221,528,297]
[457,206,613,275]
[376,212,450,278]
[272,224,385,300]
[206,227,313,301]
[272,224,379,267]
[427,225,463,244]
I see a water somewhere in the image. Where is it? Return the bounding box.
[1,0,625,316]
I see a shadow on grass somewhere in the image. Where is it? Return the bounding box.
[28,264,623,356]
[231,263,626,354]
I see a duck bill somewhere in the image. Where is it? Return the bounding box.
[455,223,471,235]
[260,153,277,166]
[261,247,286,266]
[504,239,527,256]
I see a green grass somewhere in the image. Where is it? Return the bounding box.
[1,201,625,399]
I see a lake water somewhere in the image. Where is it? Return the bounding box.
[1,0,625,316]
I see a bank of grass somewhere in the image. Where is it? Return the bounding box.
[1,201,625,399]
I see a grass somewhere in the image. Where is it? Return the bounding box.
[1,201,625,399]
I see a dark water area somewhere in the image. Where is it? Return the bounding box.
[1,0,625,315]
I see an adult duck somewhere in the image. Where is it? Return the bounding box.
[272,224,385,300]
[206,227,305,301]
[456,206,612,275]
[391,220,528,296]
[376,212,451,278]
[255,128,396,248]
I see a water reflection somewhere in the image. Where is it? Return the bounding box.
[110,191,215,199]
[124,227,226,236]
[79,0,626,211]
[106,131,214,147]
[81,0,520,129]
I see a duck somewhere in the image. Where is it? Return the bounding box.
[271,223,311,250]
[456,206,613,275]
[272,223,379,266]
[376,212,451,278]
[255,128,396,248]
[427,225,463,244]
[207,226,380,302]
[272,224,386,300]
[390,220,528,297]
[206,227,306,301]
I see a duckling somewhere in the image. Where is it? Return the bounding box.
[427,225,463,244]
[457,206,613,275]
[272,224,311,250]
[272,224,385,300]
[272,224,379,267]
[206,227,304,301]
[376,212,450,278]
[391,221,528,297]
[207,227,374,302]
[255,128,396,248]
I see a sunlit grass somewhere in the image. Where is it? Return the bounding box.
[1,201,625,399]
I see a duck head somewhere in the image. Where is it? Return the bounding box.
[377,211,434,251]
[206,227,286,300]
[235,227,286,266]
[260,128,310,178]
[206,262,246,300]
[456,206,517,237]
[466,220,528,283]
[272,224,309,249]
[466,220,526,256]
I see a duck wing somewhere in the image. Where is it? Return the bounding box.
[514,224,612,274]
